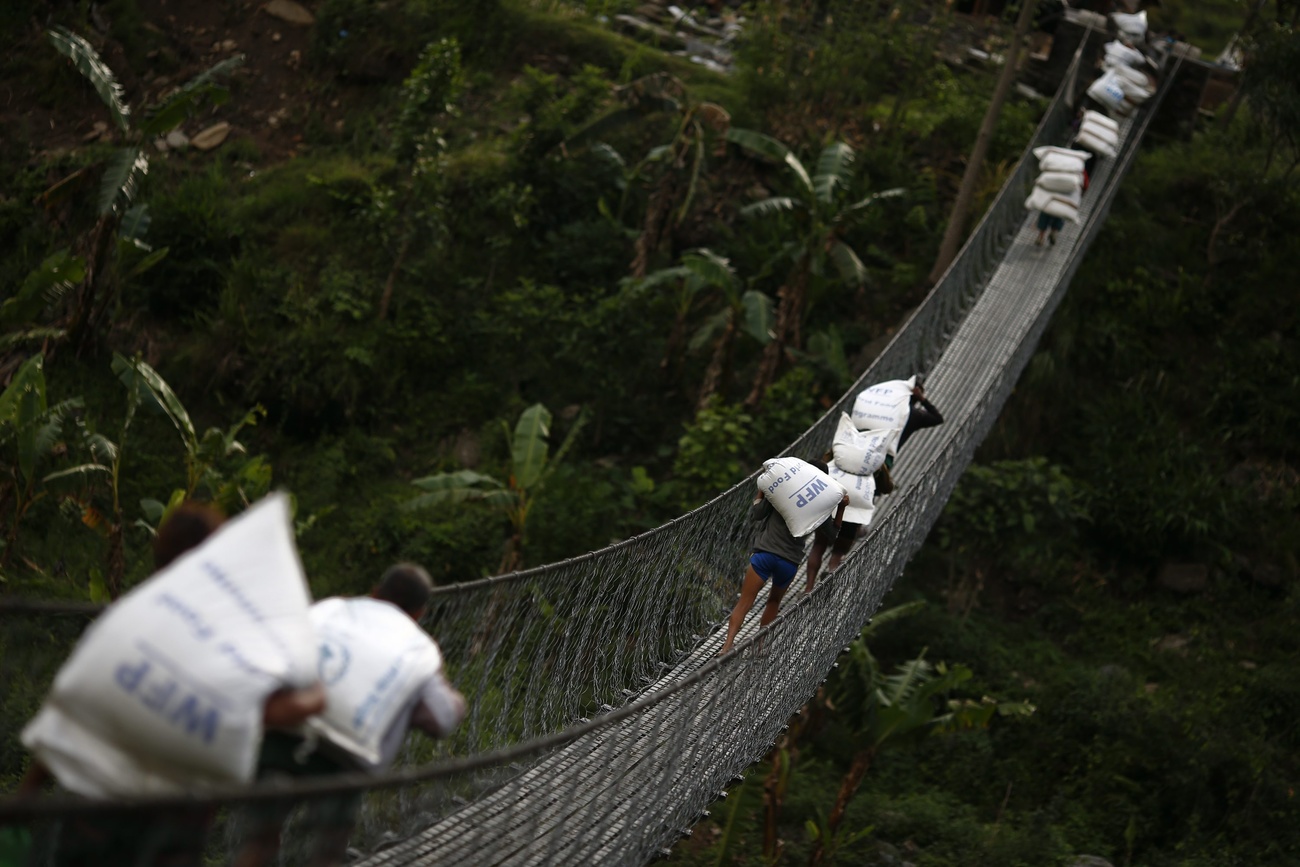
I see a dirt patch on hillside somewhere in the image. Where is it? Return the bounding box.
[4,0,349,166]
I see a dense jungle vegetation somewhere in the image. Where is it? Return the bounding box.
[1,0,1297,864]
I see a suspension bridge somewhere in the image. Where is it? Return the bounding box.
[0,26,1183,867]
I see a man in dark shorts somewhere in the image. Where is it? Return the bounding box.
[719,461,848,654]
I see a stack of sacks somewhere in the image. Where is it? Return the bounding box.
[1111,10,1148,43]
[1025,146,1089,224]
[1074,110,1119,158]
[832,377,915,527]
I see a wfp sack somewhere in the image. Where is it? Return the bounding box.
[1083,109,1119,133]
[1074,124,1118,158]
[1103,40,1146,68]
[827,464,876,526]
[1036,171,1083,194]
[305,597,443,768]
[850,377,915,431]
[1025,186,1081,223]
[1037,152,1087,174]
[831,413,896,476]
[1080,119,1119,147]
[22,494,316,794]
[1033,145,1091,163]
[1088,71,1129,114]
[1112,10,1147,39]
[1109,62,1152,89]
[757,457,846,538]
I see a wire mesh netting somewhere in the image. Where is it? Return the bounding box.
[0,31,1182,867]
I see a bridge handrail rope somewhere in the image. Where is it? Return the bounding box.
[1,31,1184,866]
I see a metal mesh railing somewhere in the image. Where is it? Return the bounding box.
[0,31,1184,867]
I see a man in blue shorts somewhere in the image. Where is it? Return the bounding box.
[719,461,848,654]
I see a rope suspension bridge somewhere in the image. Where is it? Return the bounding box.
[0,28,1182,867]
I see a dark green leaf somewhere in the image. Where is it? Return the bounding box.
[47,27,131,132]
[98,147,149,217]
[512,403,552,490]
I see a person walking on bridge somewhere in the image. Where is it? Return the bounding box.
[719,460,848,655]
[235,563,466,867]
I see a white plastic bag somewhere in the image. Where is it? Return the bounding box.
[22,494,317,795]
[827,464,876,526]
[1088,71,1130,114]
[831,413,896,476]
[1037,152,1087,174]
[850,377,915,431]
[304,597,443,767]
[757,457,846,538]
[1036,171,1083,194]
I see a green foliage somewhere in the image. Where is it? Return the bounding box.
[408,403,587,571]
[1240,24,1300,174]
[937,457,1091,580]
[393,38,465,166]
[0,250,85,329]
[671,398,754,508]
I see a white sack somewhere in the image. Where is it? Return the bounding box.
[1080,118,1119,146]
[1083,110,1119,133]
[1088,71,1129,114]
[827,464,876,526]
[850,377,915,432]
[1025,187,1081,223]
[22,494,316,795]
[1036,171,1083,194]
[305,597,443,767]
[1112,10,1147,39]
[1103,40,1146,68]
[1116,73,1153,102]
[1075,128,1118,158]
[1109,62,1152,89]
[831,413,896,476]
[757,457,846,538]
[1037,152,1087,174]
[1034,145,1092,163]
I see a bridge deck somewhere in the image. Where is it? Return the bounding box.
[356,108,1143,867]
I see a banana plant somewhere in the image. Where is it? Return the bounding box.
[725,128,903,407]
[44,26,242,345]
[407,403,587,573]
[0,354,84,550]
[567,73,731,278]
[635,249,773,408]
[113,353,268,513]
[40,354,267,595]
[807,601,1034,866]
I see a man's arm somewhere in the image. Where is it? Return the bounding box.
[833,493,849,527]
[262,682,327,728]
[410,673,467,739]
